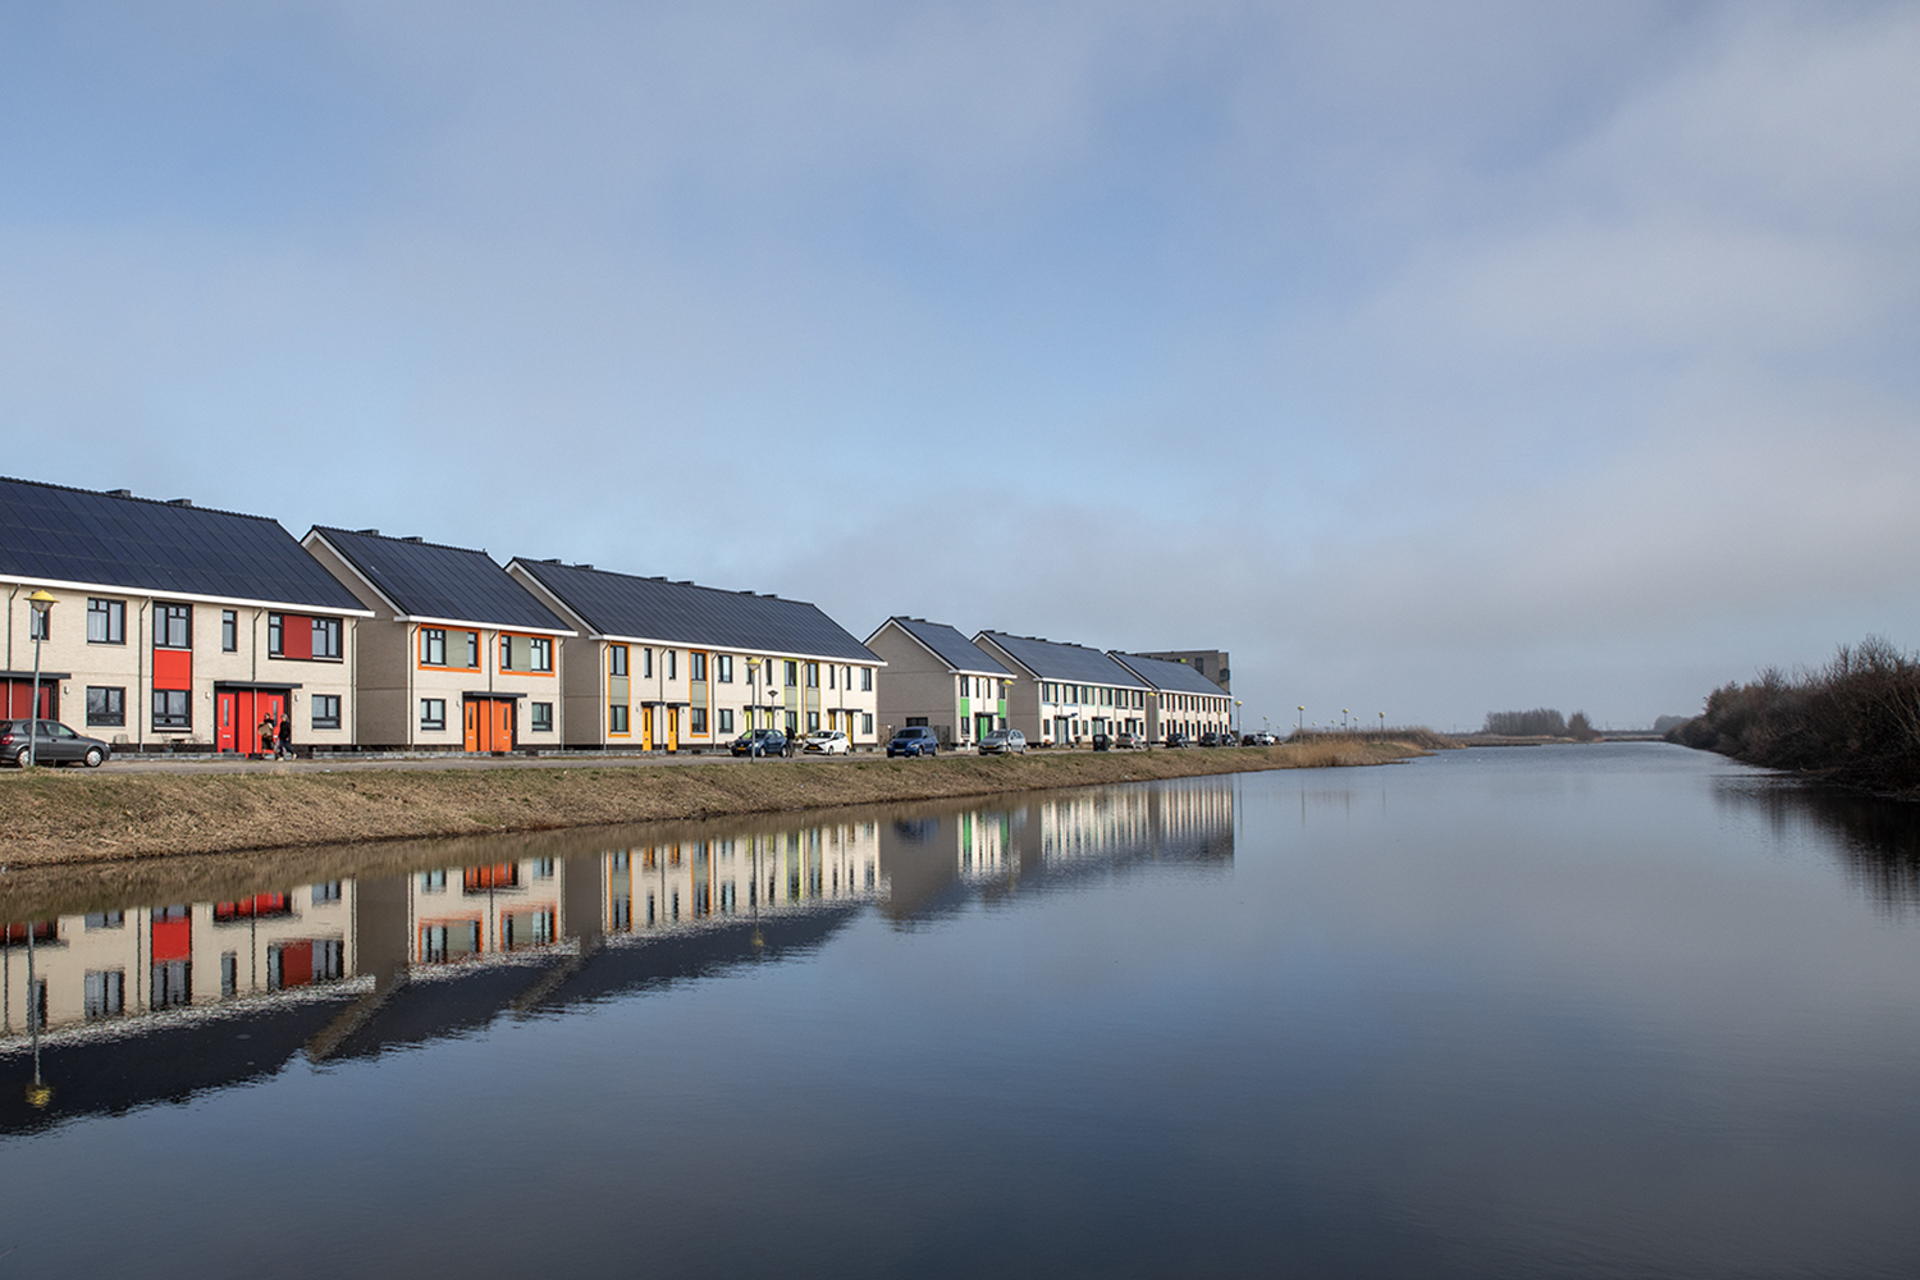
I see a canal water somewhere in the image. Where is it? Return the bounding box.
[5,743,1920,1278]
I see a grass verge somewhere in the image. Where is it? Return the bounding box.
[0,741,1430,869]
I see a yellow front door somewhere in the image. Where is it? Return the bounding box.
[641,706,654,751]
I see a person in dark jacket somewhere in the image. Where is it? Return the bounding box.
[276,715,293,760]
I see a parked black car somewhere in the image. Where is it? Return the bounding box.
[1199,732,1225,747]
[977,729,1027,755]
[1164,732,1191,749]
[1,719,111,768]
[1091,732,1111,751]
[730,728,788,758]
[888,726,939,757]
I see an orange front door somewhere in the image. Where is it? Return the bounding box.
[464,698,516,751]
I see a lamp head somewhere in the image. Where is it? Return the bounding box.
[27,589,56,614]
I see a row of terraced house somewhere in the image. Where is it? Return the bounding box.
[0,477,1232,754]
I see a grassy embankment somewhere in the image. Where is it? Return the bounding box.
[0,739,1433,869]
[1669,637,1920,796]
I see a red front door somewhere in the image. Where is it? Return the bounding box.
[2,680,56,719]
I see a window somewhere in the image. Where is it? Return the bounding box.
[806,662,819,688]
[861,667,873,692]
[311,694,342,730]
[84,970,125,1020]
[861,712,873,735]
[313,881,343,904]
[610,704,629,734]
[784,660,798,687]
[689,652,707,681]
[643,648,653,677]
[268,612,283,654]
[86,686,126,727]
[420,698,447,731]
[530,637,552,672]
[718,708,733,733]
[610,645,628,677]
[716,655,733,683]
[960,675,970,698]
[156,604,191,648]
[531,702,554,733]
[420,628,447,666]
[152,689,191,731]
[785,710,798,734]
[28,606,49,641]
[807,711,819,732]
[827,664,835,690]
[222,609,238,652]
[667,649,676,679]
[85,911,124,930]
[312,617,342,659]
[690,706,707,734]
[87,598,126,645]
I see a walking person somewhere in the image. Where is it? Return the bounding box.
[257,714,276,759]
[277,714,294,761]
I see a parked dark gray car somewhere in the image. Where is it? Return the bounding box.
[1,718,111,767]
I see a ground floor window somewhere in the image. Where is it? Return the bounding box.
[807,711,819,732]
[690,706,707,734]
[152,689,191,731]
[718,708,734,733]
[311,694,342,730]
[610,704,629,734]
[785,711,798,734]
[531,702,554,733]
[861,713,874,735]
[86,685,125,727]
[420,698,446,731]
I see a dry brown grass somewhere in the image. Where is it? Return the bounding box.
[0,740,1432,870]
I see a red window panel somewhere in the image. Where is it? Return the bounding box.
[280,614,313,660]
[152,647,192,690]
[213,894,291,922]
[151,916,191,962]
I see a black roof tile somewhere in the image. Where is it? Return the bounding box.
[975,632,1147,686]
[1111,652,1228,696]
[879,617,1013,676]
[0,476,367,612]
[511,560,877,662]
[311,528,569,632]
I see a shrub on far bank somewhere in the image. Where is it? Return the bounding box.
[1669,637,1920,794]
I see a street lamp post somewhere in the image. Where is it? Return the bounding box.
[1297,705,1305,733]
[25,590,55,768]
[746,658,762,759]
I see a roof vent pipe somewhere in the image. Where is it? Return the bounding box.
[401,536,425,544]
[167,498,192,507]
[107,489,132,499]
[356,528,380,537]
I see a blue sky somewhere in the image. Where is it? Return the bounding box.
[3,1,1916,730]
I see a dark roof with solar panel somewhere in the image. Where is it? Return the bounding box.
[975,632,1147,686]
[880,618,1012,676]
[0,476,369,612]
[1110,652,1227,696]
[310,528,571,632]
[510,559,877,662]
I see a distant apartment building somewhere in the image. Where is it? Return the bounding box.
[505,559,882,750]
[0,477,370,754]
[303,528,574,751]
[973,631,1149,746]
[864,617,1015,747]
[1134,648,1231,693]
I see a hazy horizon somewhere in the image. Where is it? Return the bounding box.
[4,1,1914,731]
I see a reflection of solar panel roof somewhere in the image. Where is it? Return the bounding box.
[976,632,1147,686]
[1110,652,1226,696]
[511,559,877,662]
[311,528,570,632]
[880,618,1013,676]
[0,476,368,611]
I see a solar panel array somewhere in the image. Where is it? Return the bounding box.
[0,476,368,611]
[976,632,1148,686]
[1111,652,1227,696]
[513,560,877,662]
[313,528,569,631]
[887,617,1013,676]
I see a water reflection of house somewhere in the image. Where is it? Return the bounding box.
[0,883,358,1039]
[599,822,881,937]
[408,856,566,968]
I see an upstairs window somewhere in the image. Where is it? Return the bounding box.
[155,604,192,649]
[311,617,342,660]
[86,598,126,645]
[784,660,798,687]
[806,662,819,688]
[861,667,873,692]
[689,651,707,681]
[666,649,676,680]
[610,645,628,677]
[221,610,238,652]
[716,655,733,682]
[420,628,447,666]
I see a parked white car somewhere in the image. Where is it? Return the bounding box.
[803,729,851,755]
